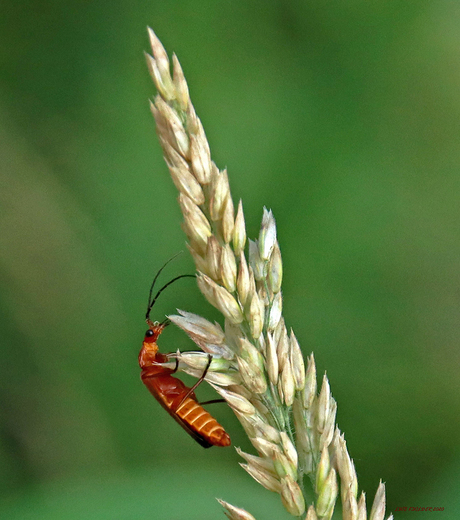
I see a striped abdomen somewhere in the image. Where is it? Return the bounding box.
[175,397,231,448]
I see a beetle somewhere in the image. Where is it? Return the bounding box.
[138,262,231,448]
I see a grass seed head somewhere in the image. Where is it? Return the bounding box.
[146,28,390,520]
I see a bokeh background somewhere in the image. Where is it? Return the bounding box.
[1,1,460,519]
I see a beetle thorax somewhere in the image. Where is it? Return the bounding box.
[138,341,159,368]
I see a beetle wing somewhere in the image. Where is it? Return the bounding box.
[142,372,213,448]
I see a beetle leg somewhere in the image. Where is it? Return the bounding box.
[143,357,179,378]
[170,356,179,374]
[199,399,226,405]
[174,354,213,412]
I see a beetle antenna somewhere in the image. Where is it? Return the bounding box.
[147,252,183,310]
[146,254,195,320]
[146,274,195,320]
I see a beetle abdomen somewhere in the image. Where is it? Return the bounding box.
[176,397,231,447]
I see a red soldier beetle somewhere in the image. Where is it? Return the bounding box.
[138,260,231,448]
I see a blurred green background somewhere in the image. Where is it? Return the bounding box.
[1,1,460,518]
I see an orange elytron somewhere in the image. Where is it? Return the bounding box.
[138,265,231,448]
